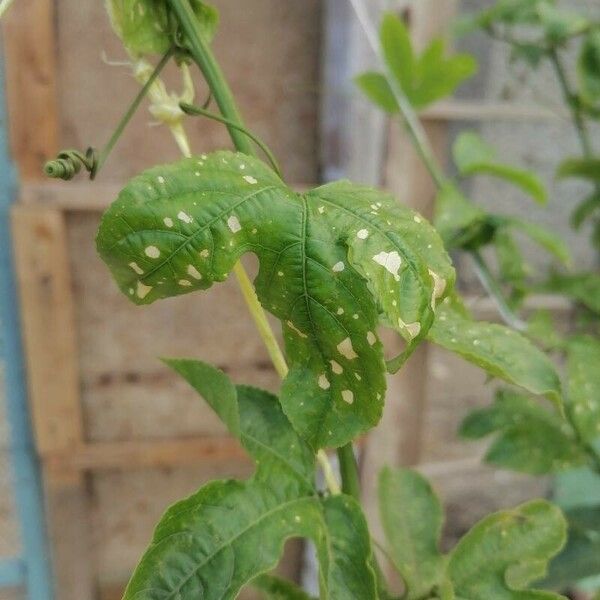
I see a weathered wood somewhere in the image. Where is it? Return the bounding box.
[46,437,249,472]
[11,206,84,458]
[1,0,59,179]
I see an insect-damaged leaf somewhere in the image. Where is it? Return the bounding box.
[105,0,218,57]
[121,360,377,600]
[96,151,454,448]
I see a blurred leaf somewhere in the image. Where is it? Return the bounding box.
[434,184,494,250]
[253,575,316,600]
[460,389,586,474]
[579,30,600,103]
[355,72,398,113]
[504,217,571,265]
[429,299,563,408]
[557,157,600,182]
[554,467,600,510]
[526,310,565,351]
[494,226,527,288]
[105,0,219,56]
[566,335,600,445]
[448,499,567,600]
[379,467,446,599]
[571,192,600,229]
[542,272,600,314]
[537,4,589,44]
[453,132,547,204]
[543,506,600,590]
[374,13,476,111]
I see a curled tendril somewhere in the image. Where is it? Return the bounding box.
[44,147,98,180]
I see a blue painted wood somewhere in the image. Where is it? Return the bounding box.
[0,52,55,600]
[0,558,26,588]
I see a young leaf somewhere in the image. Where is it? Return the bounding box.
[578,30,600,103]
[453,132,547,204]
[504,217,571,265]
[460,390,586,474]
[122,363,378,600]
[253,575,316,600]
[355,72,398,114]
[379,13,476,110]
[541,272,600,314]
[428,300,562,408]
[434,184,494,250]
[557,157,600,182]
[379,467,446,599]
[105,0,219,57]
[566,335,600,445]
[448,500,567,600]
[96,151,454,448]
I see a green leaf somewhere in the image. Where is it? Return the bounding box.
[566,335,600,445]
[579,30,600,103]
[537,4,589,44]
[571,192,600,229]
[494,226,527,289]
[453,133,547,204]
[504,218,571,265]
[122,364,378,600]
[253,575,316,600]
[460,390,586,474]
[96,151,454,448]
[554,467,600,510]
[428,300,562,408]
[355,72,398,113]
[378,13,476,110]
[448,500,567,599]
[434,184,494,250]
[380,13,414,94]
[105,0,219,56]
[543,506,600,590]
[557,157,600,183]
[541,272,600,314]
[379,467,446,600]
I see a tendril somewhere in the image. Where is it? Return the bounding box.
[44,147,98,180]
[180,101,282,177]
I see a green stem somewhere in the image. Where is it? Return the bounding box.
[168,0,254,155]
[96,47,175,176]
[337,443,361,499]
[471,250,527,331]
[180,101,282,176]
[549,49,594,158]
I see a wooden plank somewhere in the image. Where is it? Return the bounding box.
[46,438,249,472]
[11,206,84,458]
[422,100,563,122]
[1,0,59,180]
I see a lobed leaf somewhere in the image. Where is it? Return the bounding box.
[453,132,546,205]
[379,467,446,599]
[105,0,218,56]
[448,500,567,600]
[565,335,600,445]
[96,151,454,448]
[355,72,398,114]
[428,300,562,408]
[460,390,586,474]
[122,362,377,600]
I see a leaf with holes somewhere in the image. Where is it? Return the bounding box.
[448,500,567,599]
[428,299,562,408]
[105,0,218,56]
[121,360,377,600]
[460,390,586,474]
[96,151,454,448]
